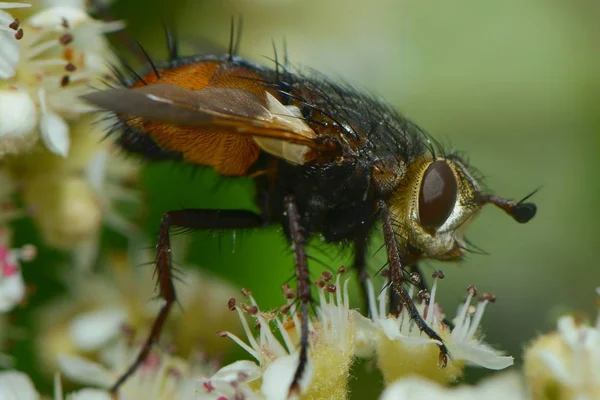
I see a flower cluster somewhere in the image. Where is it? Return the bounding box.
[524,287,600,400]
[0,1,122,156]
[354,271,512,385]
[0,1,139,270]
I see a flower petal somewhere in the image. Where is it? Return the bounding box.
[353,311,378,358]
[0,3,32,9]
[261,353,312,400]
[69,308,127,351]
[57,355,114,388]
[26,6,89,29]
[451,343,514,370]
[0,89,37,139]
[198,360,262,399]
[0,272,25,312]
[0,371,40,400]
[39,111,70,157]
[0,12,19,80]
[206,360,261,387]
[67,389,112,400]
[379,376,464,400]
[378,319,441,346]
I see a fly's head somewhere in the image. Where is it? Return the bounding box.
[386,154,537,262]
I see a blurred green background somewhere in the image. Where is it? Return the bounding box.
[13,0,600,397]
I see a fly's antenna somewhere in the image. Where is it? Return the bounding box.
[476,188,539,223]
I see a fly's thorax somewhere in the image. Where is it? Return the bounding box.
[387,155,482,261]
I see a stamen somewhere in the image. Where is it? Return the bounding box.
[454,286,476,337]
[275,317,295,353]
[342,277,350,310]
[54,373,63,400]
[233,307,260,352]
[29,59,72,69]
[28,40,62,59]
[254,313,287,358]
[378,282,387,319]
[217,330,257,360]
[465,297,492,339]
[426,271,443,325]
[365,279,378,319]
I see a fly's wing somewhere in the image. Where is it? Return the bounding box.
[82,84,328,175]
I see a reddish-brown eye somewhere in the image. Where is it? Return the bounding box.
[419,160,458,230]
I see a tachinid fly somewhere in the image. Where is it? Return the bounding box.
[81,29,537,395]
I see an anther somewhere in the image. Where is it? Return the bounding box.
[59,33,73,45]
[61,75,70,87]
[283,287,296,299]
[244,305,258,315]
[315,279,325,289]
[279,304,292,314]
[9,19,19,30]
[432,270,445,279]
[227,298,236,311]
[467,285,477,296]
[410,272,421,284]
[14,29,23,40]
[417,289,430,301]
[480,292,496,303]
[321,271,332,281]
[65,63,76,72]
[216,330,227,337]
[241,288,251,297]
[338,266,347,274]
[325,284,336,293]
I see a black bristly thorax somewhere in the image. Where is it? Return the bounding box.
[252,68,432,243]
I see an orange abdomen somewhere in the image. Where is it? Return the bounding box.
[127,61,267,176]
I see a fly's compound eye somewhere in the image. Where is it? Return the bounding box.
[418,160,458,230]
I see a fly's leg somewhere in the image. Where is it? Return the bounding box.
[284,195,312,396]
[377,200,449,367]
[110,209,263,394]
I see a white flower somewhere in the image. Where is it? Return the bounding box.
[203,271,356,400]
[35,241,240,373]
[0,226,36,312]
[379,372,528,400]
[0,370,39,400]
[0,2,122,156]
[0,3,31,78]
[0,370,113,400]
[524,288,600,400]
[58,341,202,400]
[354,271,513,384]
